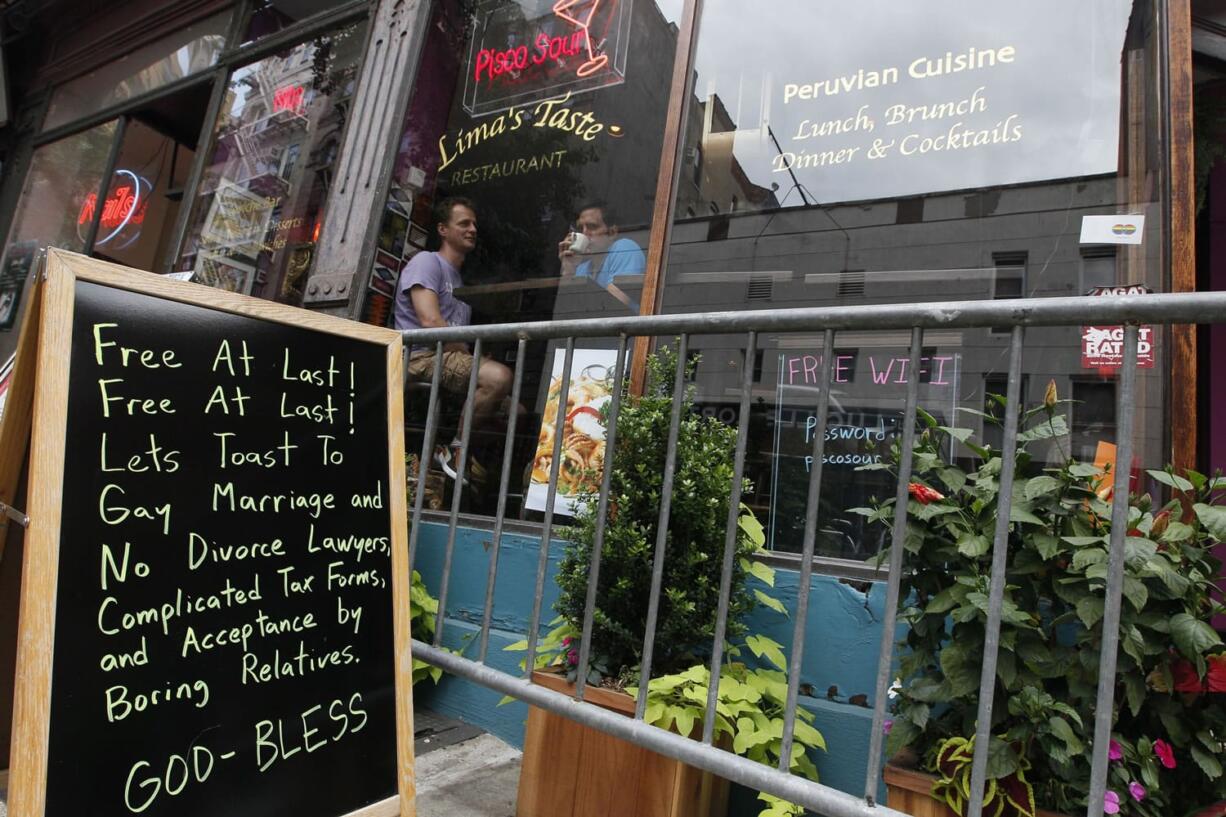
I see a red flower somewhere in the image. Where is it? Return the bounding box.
[1154,739,1177,769]
[1173,659,1204,693]
[1150,509,1171,538]
[908,483,945,505]
[1208,655,1226,693]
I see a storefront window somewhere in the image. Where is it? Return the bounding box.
[174,22,367,301]
[43,13,230,132]
[386,0,682,516]
[0,122,119,358]
[661,0,1168,559]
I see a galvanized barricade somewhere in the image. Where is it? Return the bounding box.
[403,292,1226,817]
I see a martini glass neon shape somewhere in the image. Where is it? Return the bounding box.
[552,0,609,77]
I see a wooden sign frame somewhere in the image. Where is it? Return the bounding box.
[7,249,415,817]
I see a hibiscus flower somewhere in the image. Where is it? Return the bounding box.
[1208,654,1226,693]
[907,483,945,505]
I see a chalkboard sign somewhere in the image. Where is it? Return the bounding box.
[767,348,961,557]
[9,251,413,817]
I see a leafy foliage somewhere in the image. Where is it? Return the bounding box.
[630,662,825,817]
[555,348,764,680]
[860,393,1226,816]
[409,570,443,684]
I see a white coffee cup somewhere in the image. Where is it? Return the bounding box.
[567,232,590,254]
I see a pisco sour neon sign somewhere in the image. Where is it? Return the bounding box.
[472,0,610,85]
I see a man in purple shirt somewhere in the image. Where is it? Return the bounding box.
[395,197,511,482]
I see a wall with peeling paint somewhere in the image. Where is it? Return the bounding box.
[411,521,893,806]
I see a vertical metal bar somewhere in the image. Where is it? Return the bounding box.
[478,338,527,663]
[434,338,484,646]
[524,339,576,677]
[703,331,757,744]
[966,326,1026,817]
[864,326,924,805]
[82,115,128,254]
[160,69,231,273]
[635,334,690,720]
[1086,325,1139,817]
[406,341,443,573]
[574,335,630,700]
[778,328,836,769]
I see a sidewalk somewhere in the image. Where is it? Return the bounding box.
[415,710,522,817]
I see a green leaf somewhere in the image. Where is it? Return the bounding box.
[1024,476,1063,501]
[939,426,975,443]
[1048,716,1085,755]
[1069,463,1103,478]
[940,640,981,697]
[985,738,1020,779]
[793,719,827,751]
[1191,744,1224,780]
[745,635,789,672]
[1031,533,1061,560]
[1171,613,1223,658]
[1122,577,1148,612]
[1160,521,1195,543]
[1194,503,1226,541]
[1062,535,1107,547]
[1076,597,1105,628]
[956,533,991,558]
[741,557,776,587]
[753,589,788,617]
[1148,469,1195,492]
[673,706,697,738]
[1072,548,1107,571]
[1009,504,1045,525]
[939,467,968,494]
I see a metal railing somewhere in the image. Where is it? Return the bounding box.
[402,291,1226,817]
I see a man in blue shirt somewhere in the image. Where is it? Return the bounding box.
[557,202,645,291]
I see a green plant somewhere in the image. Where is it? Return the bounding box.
[512,347,825,817]
[554,347,773,681]
[409,569,443,684]
[857,388,1226,816]
[631,660,825,817]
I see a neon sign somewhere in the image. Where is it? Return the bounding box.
[273,85,305,114]
[77,169,151,248]
[462,0,632,117]
[552,0,609,77]
[473,31,589,84]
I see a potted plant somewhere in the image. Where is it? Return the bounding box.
[854,386,1226,817]
[512,349,825,817]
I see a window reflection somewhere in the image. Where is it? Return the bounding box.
[175,24,367,302]
[0,122,118,349]
[43,13,229,132]
[664,0,1167,558]
[385,0,681,517]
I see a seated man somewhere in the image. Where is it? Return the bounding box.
[557,201,646,292]
[394,196,512,482]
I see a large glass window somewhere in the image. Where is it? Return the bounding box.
[0,122,119,359]
[43,12,230,132]
[386,0,682,517]
[173,23,367,301]
[661,0,1169,559]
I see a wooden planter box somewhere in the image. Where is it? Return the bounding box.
[517,670,728,817]
[884,763,1067,817]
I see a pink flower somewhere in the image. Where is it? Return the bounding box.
[562,637,573,646]
[882,719,893,735]
[1128,782,1146,802]
[1104,790,1121,815]
[1154,739,1177,769]
[566,649,578,666]
[1108,739,1123,761]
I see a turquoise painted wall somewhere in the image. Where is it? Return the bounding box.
[412,521,891,810]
